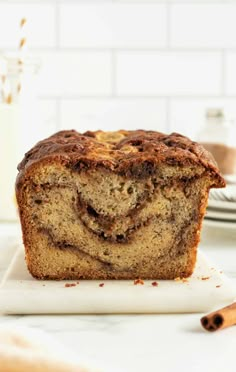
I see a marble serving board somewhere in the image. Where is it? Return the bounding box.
[0,246,234,314]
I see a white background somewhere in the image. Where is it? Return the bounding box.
[1,0,236,142]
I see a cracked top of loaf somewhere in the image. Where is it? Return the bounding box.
[17,129,225,186]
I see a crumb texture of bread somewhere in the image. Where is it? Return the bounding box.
[16,130,225,280]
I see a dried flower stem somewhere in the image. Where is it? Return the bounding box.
[15,17,27,102]
[0,17,27,104]
[19,38,26,50]
[20,18,27,28]
[6,94,12,104]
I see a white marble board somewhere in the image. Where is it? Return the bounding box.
[0,246,234,314]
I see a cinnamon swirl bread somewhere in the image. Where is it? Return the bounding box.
[16,130,225,280]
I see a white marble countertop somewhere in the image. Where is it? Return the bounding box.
[0,222,236,372]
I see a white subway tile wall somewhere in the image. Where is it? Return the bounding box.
[171,4,236,48]
[60,4,167,48]
[116,52,221,95]
[61,98,167,132]
[225,53,236,95]
[0,1,236,141]
[38,52,112,96]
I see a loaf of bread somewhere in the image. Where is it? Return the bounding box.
[16,130,225,280]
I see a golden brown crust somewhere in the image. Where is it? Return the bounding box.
[17,129,225,186]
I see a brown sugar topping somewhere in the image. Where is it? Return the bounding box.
[17,130,225,187]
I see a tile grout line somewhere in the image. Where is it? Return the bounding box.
[18,46,235,53]
[55,99,62,131]
[38,94,236,100]
[166,98,171,133]
[221,50,226,95]
[0,0,226,3]
[166,2,171,49]
[53,0,230,3]
[0,0,117,4]
[111,50,117,97]
[0,0,229,6]
[55,0,60,48]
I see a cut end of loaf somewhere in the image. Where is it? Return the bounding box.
[16,130,225,280]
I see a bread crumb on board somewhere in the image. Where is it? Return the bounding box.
[134,279,144,285]
[174,277,189,283]
[151,281,159,287]
[65,283,76,288]
[201,276,210,281]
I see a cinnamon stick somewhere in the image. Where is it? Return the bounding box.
[201,302,236,332]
